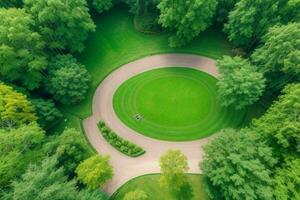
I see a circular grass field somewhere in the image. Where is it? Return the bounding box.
[113,67,247,141]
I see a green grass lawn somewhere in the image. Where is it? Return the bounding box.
[110,174,209,200]
[113,67,248,141]
[59,5,233,119]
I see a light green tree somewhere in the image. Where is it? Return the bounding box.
[0,123,45,189]
[216,56,265,109]
[123,189,148,200]
[24,0,95,52]
[158,0,217,47]
[46,55,91,105]
[159,150,189,191]
[76,154,113,189]
[201,128,277,200]
[0,8,47,89]
[0,83,37,128]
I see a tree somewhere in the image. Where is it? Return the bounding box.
[91,0,114,13]
[159,150,189,191]
[0,123,44,189]
[0,8,47,90]
[0,0,23,7]
[274,158,300,200]
[31,98,63,130]
[216,56,265,109]
[24,0,95,52]
[43,128,93,177]
[78,189,108,200]
[214,0,239,24]
[201,128,277,200]
[251,23,300,90]
[76,154,113,189]
[224,0,282,48]
[158,0,218,47]
[46,55,91,105]
[124,189,148,200]
[0,82,37,128]
[6,156,78,200]
[252,84,300,156]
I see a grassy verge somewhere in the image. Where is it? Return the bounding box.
[110,174,209,200]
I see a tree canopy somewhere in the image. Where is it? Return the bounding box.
[46,55,91,105]
[201,128,277,200]
[91,0,114,13]
[158,0,217,47]
[0,0,23,8]
[76,154,113,189]
[0,83,37,128]
[124,189,148,200]
[0,8,47,90]
[31,98,62,130]
[24,0,95,52]
[0,123,44,190]
[216,56,265,109]
[251,23,300,90]
[159,150,189,190]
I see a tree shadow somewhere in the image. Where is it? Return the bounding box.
[170,182,194,200]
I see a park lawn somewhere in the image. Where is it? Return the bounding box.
[110,174,209,200]
[113,67,248,141]
[59,5,233,120]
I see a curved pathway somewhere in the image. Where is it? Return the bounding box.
[83,54,219,195]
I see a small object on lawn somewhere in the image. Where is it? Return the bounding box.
[134,114,142,121]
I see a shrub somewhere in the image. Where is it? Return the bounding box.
[97,121,145,157]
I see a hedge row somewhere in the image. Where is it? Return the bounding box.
[98,121,146,157]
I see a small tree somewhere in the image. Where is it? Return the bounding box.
[0,82,37,128]
[76,154,113,189]
[201,128,277,200]
[159,150,189,191]
[217,56,265,109]
[123,189,148,200]
[46,55,91,105]
[158,0,217,47]
[31,98,63,129]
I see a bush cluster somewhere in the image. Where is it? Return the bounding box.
[98,121,145,157]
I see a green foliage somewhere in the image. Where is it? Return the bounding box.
[274,158,300,200]
[201,129,277,200]
[98,121,145,157]
[92,0,114,13]
[0,83,37,128]
[123,189,148,200]
[76,154,113,189]
[46,55,91,105]
[6,156,78,200]
[0,8,47,90]
[122,0,158,15]
[0,123,44,190]
[0,0,23,8]
[159,150,189,191]
[217,56,265,109]
[24,0,95,52]
[43,128,94,177]
[158,0,218,47]
[214,0,238,24]
[78,189,108,200]
[31,98,63,130]
[224,0,282,48]
[251,23,300,89]
[252,84,300,155]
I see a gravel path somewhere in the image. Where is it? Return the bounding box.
[83,54,219,195]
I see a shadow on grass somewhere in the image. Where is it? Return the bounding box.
[170,182,194,200]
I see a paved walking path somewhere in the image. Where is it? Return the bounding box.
[83,54,219,195]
